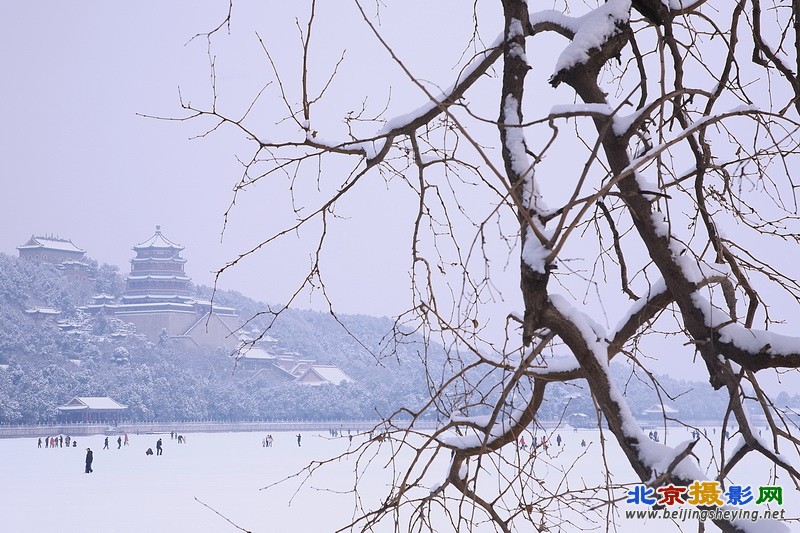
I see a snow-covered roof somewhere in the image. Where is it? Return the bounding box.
[57,396,128,411]
[289,360,315,377]
[130,256,187,263]
[133,225,184,250]
[642,404,679,415]
[18,235,85,253]
[182,311,238,337]
[274,357,297,372]
[191,300,238,314]
[297,365,354,386]
[236,346,274,360]
[25,307,61,315]
[126,274,192,281]
[113,302,195,312]
[121,294,192,301]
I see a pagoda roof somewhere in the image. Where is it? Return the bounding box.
[113,302,196,312]
[133,225,184,251]
[121,293,192,299]
[130,256,187,263]
[126,274,192,281]
[119,297,194,307]
[18,235,85,253]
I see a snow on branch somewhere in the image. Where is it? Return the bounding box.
[691,291,800,370]
[549,294,608,363]
[374,34,504,138]
[438,390,536,451]
[530,0,632,80]
[545,293,711,484]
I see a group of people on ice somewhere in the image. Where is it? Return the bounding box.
[81,434,175,472]
[518,433,563,451]
[38,435,77,448]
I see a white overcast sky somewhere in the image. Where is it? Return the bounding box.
[3,1,799,390]
[0,1,516,320]
[1,3,244,289]
[0,1,435,318]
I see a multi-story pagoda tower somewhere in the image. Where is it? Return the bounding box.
[89,225,241,348]
[122,225,193,304]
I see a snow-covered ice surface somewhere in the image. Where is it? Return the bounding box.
[1,428,795,532]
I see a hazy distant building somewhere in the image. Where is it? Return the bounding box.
[17,235,86,263]
[17,234,92,280]
[24,306,61,321]
[83,226,240,349]
[235,334,354,385]
[641,404,679,420]
[122,226,193,305]
[295,365,354,386]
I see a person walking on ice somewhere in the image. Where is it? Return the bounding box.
[156,438,163,455]
[103,437,109,450]
[85,448,93,473]
[296,434,302,447]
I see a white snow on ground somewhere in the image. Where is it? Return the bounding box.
[0,428,795,532]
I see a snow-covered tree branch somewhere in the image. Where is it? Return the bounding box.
[189,0,800,531]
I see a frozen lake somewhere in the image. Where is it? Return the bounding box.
[1,427,794,532]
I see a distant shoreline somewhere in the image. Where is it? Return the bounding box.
[0,417,737,439]
[0,419,436,439]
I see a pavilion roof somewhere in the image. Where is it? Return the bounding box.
[25,307,61,315]
[642,404,679,414]
[57,396,128,411]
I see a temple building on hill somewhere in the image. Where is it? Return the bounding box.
[83,226,240,349]
[236,338,355,386]
[17,235,91,279]
[17,235,86,263]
